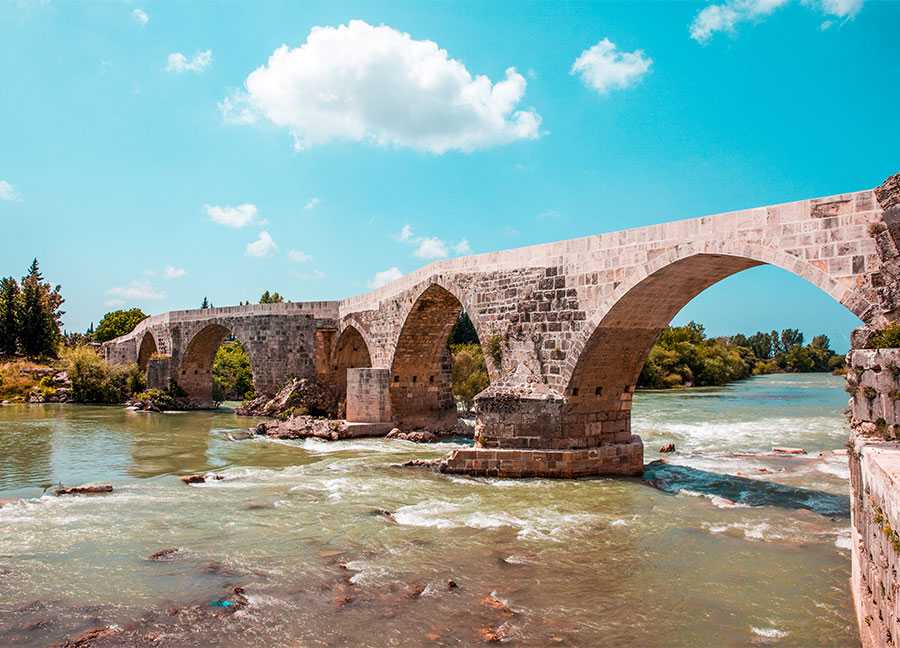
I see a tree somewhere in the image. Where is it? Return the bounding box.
[201,297,210,309]
[770,330,783,355]
[18,259,64,358]
[94,308,148,343]
[212,340,254,401]
[780,328,804,351]
[259,291,284,304]
[449,311,479,345]
[0,277,19,356]
[748,332,772,359]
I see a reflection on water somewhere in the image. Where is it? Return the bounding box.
[0,374,858,647]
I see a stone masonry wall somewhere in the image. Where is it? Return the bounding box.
[346,368,392,423]
[848,349,900,648]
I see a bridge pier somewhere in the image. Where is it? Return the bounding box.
[442,364,644,478]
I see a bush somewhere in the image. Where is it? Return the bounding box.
[212,340,254,401]
[451,343,490,410]
[0,359,44,400]
[869,324,900,349]
[63,346,144,403]
[486,335,503,366]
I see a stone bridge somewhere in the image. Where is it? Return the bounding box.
[104,173,900,479]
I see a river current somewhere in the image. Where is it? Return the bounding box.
[0,374,856,647]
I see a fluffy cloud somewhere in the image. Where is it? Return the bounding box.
[288,249,312,262]
[166,50,212,73]
[369,267,403,289]
[131,8,149,26]
[205,203,260,228]
[304,197,321,210]
[107,280,165,302]
[571,38,652,94]
[220,20,541,153]
[454,239,472,255]
[0,180,21,202]
[414,237,449,259]
[688,0,859,42]
[163,266,186,279]
[397,224,415,242]
[246,231,276,257]
[815,0,864,17]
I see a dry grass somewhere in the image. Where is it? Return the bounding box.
[0,358,57,401]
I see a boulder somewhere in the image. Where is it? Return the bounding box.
[386,429,439,443]
[772,447,807,455]
[54,483,113,496]
[236,377,338,419]
[179,473,224,485]
[147,547,179,561]
[254,415,355,441]
[658,443,676,453]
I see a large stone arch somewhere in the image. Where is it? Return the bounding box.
[137,331,158,372]
[560,244,868,446]
[388,282,490,430]
[332,324,373,402]
[177,322,257,406]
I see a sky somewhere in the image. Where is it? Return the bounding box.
[1,0,898,352]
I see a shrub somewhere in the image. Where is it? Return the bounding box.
[212,340,254,401]
[869,324,900,349]
[63,346,144,403]
[486,334,503,366]
[0,359,42,400]
[451,343,490,410]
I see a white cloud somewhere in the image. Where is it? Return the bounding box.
[104,299,126,308]
[0,180,21,202]
[220,20,541,154]
[288,249,312,263]
[571,38,652,94]
[690,0,789,42]
[163,266,186,279]
[107,280,165,302]
[246,230,277,257]
[205,203,260,228]
[166,50,212,73]
[304,197,321,210]
[369,266,403,289]
[691,0,862,42]
[454,239,472,255]
[414,237,449,259]
[131,8,149,26]
[396,224,414,242]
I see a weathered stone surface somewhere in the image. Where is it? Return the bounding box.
[253,415,384,441]
[386,429,439,443]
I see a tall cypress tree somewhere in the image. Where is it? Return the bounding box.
[0,276,19,356]
[18,259,63,358]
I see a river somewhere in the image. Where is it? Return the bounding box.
[0,373,856,647]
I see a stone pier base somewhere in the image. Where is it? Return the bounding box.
[441,436,644,478]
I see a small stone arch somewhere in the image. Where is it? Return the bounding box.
[333,324,373,401]
[560,246,868,446]
[388,281,493,430]
[178,322,256,406]
[137,331,158,372]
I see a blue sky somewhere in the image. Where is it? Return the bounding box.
[1,0,898,351]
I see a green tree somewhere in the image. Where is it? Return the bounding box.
[748,331,772,360]
[212,340,254,401]
[93,308,148,343]
[770,330,783,355]
[449,311,479,345]
[201,297,210,309]
[259,291,284,304]
[780,328,804,351]
[0,277,20,356]
[18,259,64,358]
[450,343,489,410]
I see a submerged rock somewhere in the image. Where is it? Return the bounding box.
[479,622,512,643]
[49,624,122,647]
[386,429,439,443]
[179,473,224,485]
[254,415,356,441]
[397,458,444,470]
[54,483,113,496]
[658,442,676,453]
[772,446,807,455]
[237,377,338,419]
[147,547,179,561]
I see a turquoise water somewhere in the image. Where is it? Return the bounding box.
[0,374,856,646]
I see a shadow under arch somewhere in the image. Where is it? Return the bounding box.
[178,323,256,406]
[389,282,489,431]
[137,331,158,372]
[562,249,863,443]
[333,324,373,403]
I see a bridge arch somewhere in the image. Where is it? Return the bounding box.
[137,331,158,372]
[560,243,868,444]
[388,281,491,430]
[178,322,257,406]
[333,324,373,402]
